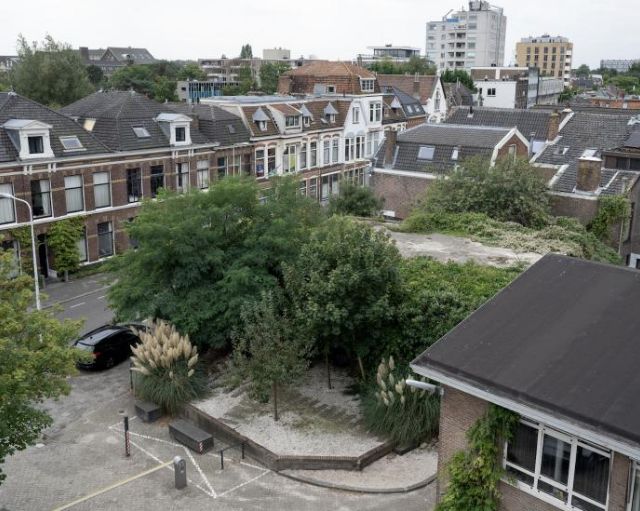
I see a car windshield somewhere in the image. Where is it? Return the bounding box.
[75,327,121,346]
[75,342,95,351]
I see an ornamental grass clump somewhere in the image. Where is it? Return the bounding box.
[131,320,207,415]
[362,356,440,446]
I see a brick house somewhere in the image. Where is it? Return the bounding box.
[371,123,529,218]
[277,61,379,96]
[412,253,640,511]
[0,90,253,275]
[377,74,447,122]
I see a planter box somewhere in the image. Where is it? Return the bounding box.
[169,419,213,454]
[135,400,163,423]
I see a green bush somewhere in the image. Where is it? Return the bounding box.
[362,357,440,446]
[131,320,208,415]
[588,195,631,243]
[328,182,383,217]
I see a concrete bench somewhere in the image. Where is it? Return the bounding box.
[135,400,163,423]
[169,419,213,454]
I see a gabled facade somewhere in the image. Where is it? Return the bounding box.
[78,46,157,76]
[377,74,447,122]
[277,61,380,96]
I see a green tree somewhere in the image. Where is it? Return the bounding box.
[10,35,93,107]
[237,64,256,94]
[47,218,84,281]
[422,156,550,228]
[328,182,383,217]
[575,64,591,77]
[609,75,639,94]
[107,177,322,349]
[108,64,155,96]
[232,290,311,421]
[369,57,398,75]
[259,61,290,94]
[285,217,402,385]
[152,76,177,102]
[85,64,104,87]
[240,44,253,59]
[0,246,83,484]
[178,62,206,81]
[440,69,476,92]
[0,71,12,92]
[404,56,436,75]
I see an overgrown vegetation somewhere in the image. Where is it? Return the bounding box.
[46,217,84,280]
[367,56,436,76]
[440,69,477,93]
[437,405,519,511]
[131,320,207,415]
[328,182,383,217]
[362,357,439,446]
[588,195,631,244]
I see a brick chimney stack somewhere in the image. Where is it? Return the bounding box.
[413,74,420,100]
[383,129,398,167]
[576,156,602,193]
[547,112,560,141]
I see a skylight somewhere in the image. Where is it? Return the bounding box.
[227,124,236,134]
[59,136,84,150]
[133,127,151,138]
[418,146,435,160]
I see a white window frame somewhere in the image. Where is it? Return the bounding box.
[285,115,300,128]
[310,140,318,168]
[64,175,84,213]
[369,102,382,123]
[323,138,331,165]
[300,142,308,170]
[344,137,354,162]
[353,106,360,123]
[255,148,266,177]
[0,183,16,224]
[504,419,611,511]
[176,162,189,192]
[283,144,298,173]
[197,159,210,190]
[93,171,111,209]
[360,79,375,92]
[332,137,339,163]
[630,462,640,511]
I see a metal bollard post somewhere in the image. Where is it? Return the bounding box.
[173,456,187,489]
[220,449,224,470]
[241,443,245,460]
[124,416,131,457]
[129,360,134,392]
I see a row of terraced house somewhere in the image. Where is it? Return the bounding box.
[0,62,430,277]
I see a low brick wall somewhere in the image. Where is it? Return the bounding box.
[372,171,435,219]
[183,404,396,472]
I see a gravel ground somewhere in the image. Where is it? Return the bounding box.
[296,364,361,415]
[283,445,438,491]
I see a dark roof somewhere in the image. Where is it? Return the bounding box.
[0,92,110,163]
[538,111,636,193]
[625,130,640,149]
[376,75,438,105]
[446,106,552,141]
[285,61,375,79]
[443,82,473,107]
[167,103,250,147]
[104,47,156,63]
[412,254,640,449]
[381,87,425,119]
[374,124,510,172]
[60,91,209,151]
[598,168,640,196]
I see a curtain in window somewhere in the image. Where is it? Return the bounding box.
[507,422,538,472]
[65,175,83,213]
[572,446,610,504]
[93,172,110,208]
[0,183,15,223]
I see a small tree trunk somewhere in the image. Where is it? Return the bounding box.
[326,351,332,390]
[64,270,69,282]
[357,355,366,381]
[272,381,279,421]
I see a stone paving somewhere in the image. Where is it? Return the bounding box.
[0,362,437,511]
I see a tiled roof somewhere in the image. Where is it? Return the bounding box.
[376,75,438,105]
[270,104,301,116]
[398,123,510,147]
[443,82,474,107]
[446,106,552,141]
[285,61,375,79]
[296,100,348,133]
[0,92,110,163]
[60,91,209,151]
[166,103,250,147]
[105,47,156,63]
[382,95,407,125]
[240,105,280,137]
[537,111,637,193]
[381,87,425,119]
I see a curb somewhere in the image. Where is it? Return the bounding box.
[278,471,437,494]
[42,285,111,309]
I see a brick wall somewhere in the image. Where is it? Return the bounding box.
[496,134,529,159]
[371,171,435,219]
[549,194,599,225]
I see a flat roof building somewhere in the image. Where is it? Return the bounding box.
[515,35,573,85]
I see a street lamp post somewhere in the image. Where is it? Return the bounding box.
[0,192,41,310]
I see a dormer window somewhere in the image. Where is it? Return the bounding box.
[154,113,192,146]
[257,121,267,132]
[303,116,311,127]
[299,105,313,127]
[323,103,338,124]
[175,127,186,142]
[252,107,270,133]
[285,115,300,128]
[2,119,54,160]
[28,136,44,154]
[361,79,375,92]
[326,114,336,123]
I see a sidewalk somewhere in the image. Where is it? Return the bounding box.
[42,272,113,308]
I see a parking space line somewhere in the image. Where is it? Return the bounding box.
[184,446,218,498]
[69,302,85,309]
[217,470,270,499]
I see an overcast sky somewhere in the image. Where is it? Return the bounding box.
[1,0,637,69]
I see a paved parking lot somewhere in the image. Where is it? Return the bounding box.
[0,362,436,511]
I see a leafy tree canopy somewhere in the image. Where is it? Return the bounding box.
[440,69,476,92]
[107,176,322,349]
[368,56,436,76]
[0,247,83,484]
[259,61,290,94]
[85,64,104,87]
[11,35,93,107]
[177,62,207,81]
[328,181,383,217]
[240,44,253,59]
[575,64,591,77]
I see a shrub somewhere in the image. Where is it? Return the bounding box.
[328,182,383,217]
[588,195,631,243]
[362,357,440,446]
[131,320,207,415]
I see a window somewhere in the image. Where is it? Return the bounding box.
[418,146,435,160]
[285,116,300,128]
[309,177,317,199]
[31,179,51,217]
[255,149,266,177]
[505,420,611,511]
[487,88,497,97]
[353,107,360,123]
[631,463,640,511]
[452,146,460,161]
[332,138,339,163]
[283,144,298,173]
[344,138,354,161]
[60,136,83,151]
[176,162,189,191]
[76,227,88,262]
[126,168,142,202]
[28,136,44,155]
[326,113,336,123]
[97,221,113,258]
[310,141,318,167]
[197,160,209,189]
[64,175,84,213]
[367,133,376,156]
[150,166,164,198]
[369,102,382,122]
[303,116,311,127]
[554,146,570,156]
[0,183,15,224]
[323,139,331,165]
[257,120,267,132]
[326,85,336,93]
[92,172,111,208]
[175,127,186,142]
[299,180,307,196]
[356,136,365,159]
[267,148,276,176]
[508,144,517,159]
[132,127,150,138]
[321,175,330,202]
[361,79,375,92]
[435,91,441,111]
[216,157,227,180]
[300,143,308,170]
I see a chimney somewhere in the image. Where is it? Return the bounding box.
[79,46,89,62]
[560,108,572,124]
[547,112,560,141]
[413,73,420,100]
[190,110,200,132]
[383,129,398,167]
[576,156,602,193]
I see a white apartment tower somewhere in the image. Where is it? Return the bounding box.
[426,1,506,71]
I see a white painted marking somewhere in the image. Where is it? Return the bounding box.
[216,470,270,499]
[69,302,85,309]
[184,445,217,498]
[97,295,106,300]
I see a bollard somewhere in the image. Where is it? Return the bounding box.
[220,449,224,470]
[129,360,134,392]
[124,416,131,457]
[173,456,187,489]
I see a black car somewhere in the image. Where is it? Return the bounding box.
[74,325,143,370]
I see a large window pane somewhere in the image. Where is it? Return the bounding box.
[0,183,15,224]
[64,175,84,213]
[31,179,51,217]
[93,172,111,208]
[506,422,538,472]
[541,434,571,485]
[573,446,609,504]
[150,166,164,198]
[631,467,640,511]
[97,221,113,257]
[127,168,142,202]
[76,228,87,262]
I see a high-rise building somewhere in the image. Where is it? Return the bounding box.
[515,35,573,85]
[425,1,507,71]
